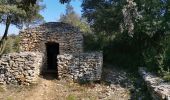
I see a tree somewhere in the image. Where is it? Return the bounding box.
[59,0,71,4]
[134,0,170,71]
[82,0,125,35]
[0,0,44,55]
[82,0,170,71]
[59,3,91,33]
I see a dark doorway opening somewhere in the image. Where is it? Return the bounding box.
[46,42,59,79]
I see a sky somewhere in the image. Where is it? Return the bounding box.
[0,0,82,36]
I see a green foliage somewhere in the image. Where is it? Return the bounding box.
[3,34,20,54]
[67,94,76,100]
[82,0,141,69]
[134,0,170,72]
[0,85,5,92]
[59,3,91,33]
[83,32,112,52]
[104,34,140,69]
[0,0,44,28]
[60,0,71,4]
[83,32,141,69]
[127,73,153,99]
[82,0,124,35]
[0,0,44,56]
[163,72,170,82]
[6,97,13,100]
[82,0,170,74]
[83,33,97,51]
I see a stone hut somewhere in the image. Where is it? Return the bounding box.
[0,22,102,85]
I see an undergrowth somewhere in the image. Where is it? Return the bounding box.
[67,94,76,100]
[127,73,152,100]
[163,73,170,82]
[0,85,5,92]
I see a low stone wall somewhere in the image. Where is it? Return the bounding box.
[0,52,44,85]
[57,52,103,82]
[139,67,170,100]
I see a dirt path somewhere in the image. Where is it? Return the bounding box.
[0,75,68,100]
[25,78,56,100]
[0,68,131,100]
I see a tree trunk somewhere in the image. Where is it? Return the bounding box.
[0,16,11,56]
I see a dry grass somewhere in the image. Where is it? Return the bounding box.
[0,78,130,100]
[0,68,131,100]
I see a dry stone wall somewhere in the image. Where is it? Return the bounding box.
[18,22,103,82]
[57,52,103,82]
[19,22,83,54]
[139,67,170,100]
[0,52,44,85]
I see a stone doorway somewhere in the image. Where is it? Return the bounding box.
[46,42,59,78]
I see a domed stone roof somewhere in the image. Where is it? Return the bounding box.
[26,22,81,34]
[19,22,83,53]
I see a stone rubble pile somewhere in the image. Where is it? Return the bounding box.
[94,67,131,99]
[0,52,44,85]
[57,52,103,81]
[139,67,170,100]
[103,68,133,89]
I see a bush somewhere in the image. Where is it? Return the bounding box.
[3,34,20,54]
[67,94,76,100]
[163,72,170,82]
[83,33,99,51]
[0,85,5,92]
[103,33,141,70]
[83,32,142,70]
[83,31,170,77]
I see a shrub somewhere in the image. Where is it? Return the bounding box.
[163,73,170,82]
[0,85,5,92]
[67,94,76,100]
[3,34,20,54]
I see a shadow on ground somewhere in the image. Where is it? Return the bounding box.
[39,65,152,100]
[101,65,152,100]
[41,72,58,80]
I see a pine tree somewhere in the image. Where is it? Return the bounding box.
[59,3,91,33]
[0,0,44,55]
